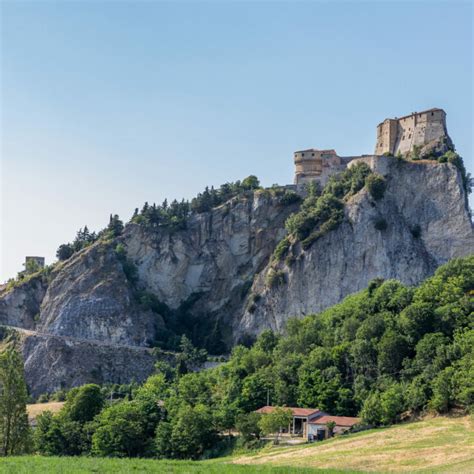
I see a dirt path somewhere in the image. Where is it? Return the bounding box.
[2,324,155,353]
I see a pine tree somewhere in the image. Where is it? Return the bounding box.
[0,344,31,455]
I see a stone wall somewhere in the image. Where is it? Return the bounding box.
[375,109,449,157]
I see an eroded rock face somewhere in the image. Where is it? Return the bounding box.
[0,276,47,329]
[123,191,297,343]
[21,333,156,397]
[237,157,474,338]
[0,157,472,395]
[37,244,159,347]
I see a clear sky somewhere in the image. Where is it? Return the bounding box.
[1,1,472,282]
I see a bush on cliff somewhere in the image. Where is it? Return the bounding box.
[365,174,387,200]
[276,163,372,258]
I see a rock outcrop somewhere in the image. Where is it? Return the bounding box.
[238,157,473,336]
[0,156,472,396]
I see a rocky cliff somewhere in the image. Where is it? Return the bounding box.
[0,156,472,396]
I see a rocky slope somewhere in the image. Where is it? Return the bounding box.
[0,156,472,396]
[238,157,473,336]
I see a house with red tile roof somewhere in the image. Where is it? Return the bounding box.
[255,405,324,438]
[308,415,360,441]
[254,405,360,441]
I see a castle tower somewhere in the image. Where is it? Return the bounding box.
[25,256,45,273]
[375,108,451,157]
[294,149,342,186]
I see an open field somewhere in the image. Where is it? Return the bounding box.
[234,416,474,473]
[0,457,347,474]
[26,402,65,422]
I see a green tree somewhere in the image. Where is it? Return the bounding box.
[235,412,263,447]
[380,384,405,424]
[326,420,336,438]
[155,404,218,459]
[107,214,124,237]
[176,335,208,374]
[429,367,454,413]
[34,411,67,456]
[56,243,74,261]
[0,345,31,455]
[241,175,260,190]
[360,392,383,425]
[92,400,154,457]
[258,407,292,444]
[63,384,104,423]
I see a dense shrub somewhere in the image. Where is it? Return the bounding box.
[365,174,387,200]
[155,404,218,459]
[281,163,371,252]
[266,269,286,288]
[279,190,302,206]
[272,237,290,262]
[35,384,105,456]
[92,401,157,457]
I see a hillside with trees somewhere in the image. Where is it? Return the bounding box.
[1,256,471,461]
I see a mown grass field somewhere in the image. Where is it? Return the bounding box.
[26,401,65,421]
[234,416,474,472]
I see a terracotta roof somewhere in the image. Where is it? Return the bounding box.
[255,406,321,417]
[309,415,360,427]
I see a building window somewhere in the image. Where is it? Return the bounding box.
[302,153,304,157]
[312,153,314,156]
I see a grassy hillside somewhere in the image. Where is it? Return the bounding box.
[234,416,474,473]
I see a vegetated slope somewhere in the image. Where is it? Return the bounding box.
[0,156,472,396]
[233,416,474,473]
[25,257,474,462]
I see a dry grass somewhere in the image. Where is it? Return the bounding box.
[233,416,474,473]
[27,402,65,422]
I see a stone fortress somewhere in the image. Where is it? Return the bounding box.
[294,108,453,186]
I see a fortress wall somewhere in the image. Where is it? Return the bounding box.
[375,120,398,155]
[347,155,391,175]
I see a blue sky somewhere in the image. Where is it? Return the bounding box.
[1,1,472,281]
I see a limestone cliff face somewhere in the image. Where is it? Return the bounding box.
[237,157,473,337]
[0,276,47,330]
[37,244,159,347]
[0,157,472,396]
[123,191,296,342]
